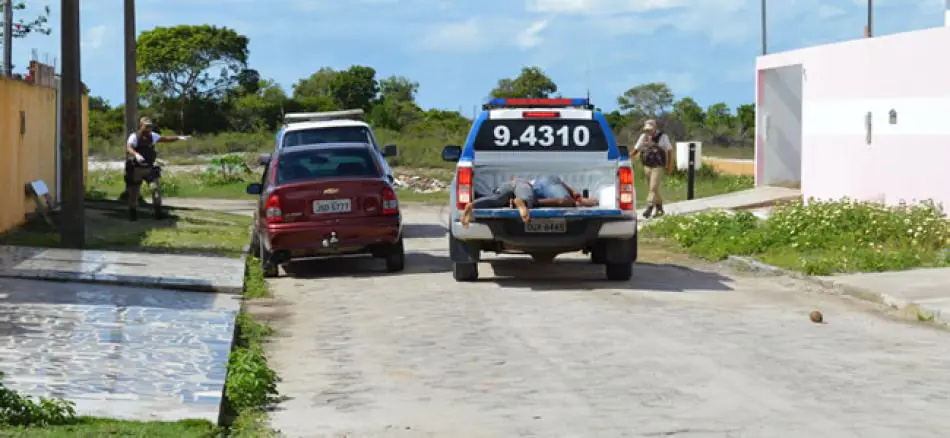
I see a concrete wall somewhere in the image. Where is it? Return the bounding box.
[0,77,88,233]
[758,65,802,186]
[756,26,950,210]
[703,157,754,176]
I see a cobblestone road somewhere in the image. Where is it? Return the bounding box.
[259,206,950,438]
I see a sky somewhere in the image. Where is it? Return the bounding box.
[6,0,947,115]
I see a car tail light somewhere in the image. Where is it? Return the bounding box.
[382,186,399,215]
[265,193,283,223]
[618,166,634,211]
[522,111,560,118]
[456,167,473,210]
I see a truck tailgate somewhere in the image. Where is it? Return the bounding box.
[473,208,626,219]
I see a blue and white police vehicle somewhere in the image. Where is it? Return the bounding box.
[442,97,638,282]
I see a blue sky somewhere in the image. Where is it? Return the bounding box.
[7,0,947,114]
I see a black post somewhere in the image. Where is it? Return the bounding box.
[60,0,85,248]
[686,142,696,200]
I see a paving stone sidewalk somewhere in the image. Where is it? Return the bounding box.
[0,245,244,294]
[0,277,240,422]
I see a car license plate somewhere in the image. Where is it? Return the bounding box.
[525,219,566,233]
[313,199,351,214]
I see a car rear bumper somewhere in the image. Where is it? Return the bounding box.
[450,215,636,245]
[263,216,401,255]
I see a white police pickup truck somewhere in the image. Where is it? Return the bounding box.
[263,109,397,181]
[442,97,638,282]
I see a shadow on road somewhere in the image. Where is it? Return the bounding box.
[282,250,451,278]
[487,259,735,292]
[402,223,447,239]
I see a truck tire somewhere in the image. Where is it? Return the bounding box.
[453,262,478,282]
[605,262,632,281]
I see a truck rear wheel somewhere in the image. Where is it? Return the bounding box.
[605,262,632,281]
[453,262,478,282]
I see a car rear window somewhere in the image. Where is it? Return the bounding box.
[282,126,374,148]
[473,118,609,152]
[277,147,380,183]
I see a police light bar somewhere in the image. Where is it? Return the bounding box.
[483,97,593,110]
[283,109,365,124]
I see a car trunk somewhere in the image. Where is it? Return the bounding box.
[276,178,388,222]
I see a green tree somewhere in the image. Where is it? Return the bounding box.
[616,82,673,118]
[703,102,735,145]
[87,96,124,139]
[230,79,289,132]
[330,65,379,112]
[490,66,558,99]
[672,97,705,126]
[735,103,754,135]
[0,2,51,39]
[377,75,418,104]
[136,24,250,132]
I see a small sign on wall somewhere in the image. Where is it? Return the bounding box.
[889,109,897,124]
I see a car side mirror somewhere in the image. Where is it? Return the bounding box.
[442,145,462,162]
[257,153,271,166]
[618,145,629,158]
[246,183,262,195]
[387,174,395,183]
[382,144,398,157]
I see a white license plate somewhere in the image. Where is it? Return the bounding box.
[313,199,351,214]
[525,219,566,233]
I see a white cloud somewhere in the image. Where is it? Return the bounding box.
[416,18,484,52]
[515,19,549,49]
[81,25,107,50]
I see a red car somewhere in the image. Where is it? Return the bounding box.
[247,142,404,277]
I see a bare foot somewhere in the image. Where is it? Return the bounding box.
[461,203,474,228]
[513,198,530,223]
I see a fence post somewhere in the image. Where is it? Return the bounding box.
[687,142,696,200]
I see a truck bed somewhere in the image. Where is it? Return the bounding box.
[472,207,626,219]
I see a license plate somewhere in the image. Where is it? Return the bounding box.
[524,219,566,233]
[313,199,351,214]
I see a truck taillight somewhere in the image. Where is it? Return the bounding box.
[382,186,399,215]
[456,167,473,210]
[265,193,283,223]
[618,166,634,211]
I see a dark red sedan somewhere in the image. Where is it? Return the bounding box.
[247,142,404,277]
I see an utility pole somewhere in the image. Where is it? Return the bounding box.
[760,0,767,55]
[60,0,84,248]
[123,0,137,135]
[866,0,873,37]
[2,0,12,76]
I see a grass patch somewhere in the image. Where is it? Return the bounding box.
[644,162,753,205]
[0,199,252,258]
[0,418,219,437]
[87,168,448,204]
[644,198,950,275]
[221,256,280,437]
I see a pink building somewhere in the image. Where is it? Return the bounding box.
[755,23,950,211]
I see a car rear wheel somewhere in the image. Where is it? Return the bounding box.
[384,238,405,272]
[605,262,632,281]
[258,241,279,278]
[453,262,478,282]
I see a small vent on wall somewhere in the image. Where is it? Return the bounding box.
[19,112,26,135]
[889,109,897,124]
[865,112,872,145]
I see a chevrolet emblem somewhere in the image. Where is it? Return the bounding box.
[323,188,339,195]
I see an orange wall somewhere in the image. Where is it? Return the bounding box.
[0,77,89,233]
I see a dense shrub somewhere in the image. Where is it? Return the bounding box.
[645,198,950,275]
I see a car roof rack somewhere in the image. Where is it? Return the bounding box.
[283,109,365,124]
[482,97,594,110]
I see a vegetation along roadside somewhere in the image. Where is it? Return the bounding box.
[643,198,950,275]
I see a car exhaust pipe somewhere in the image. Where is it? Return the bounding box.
[322,231,340,249]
